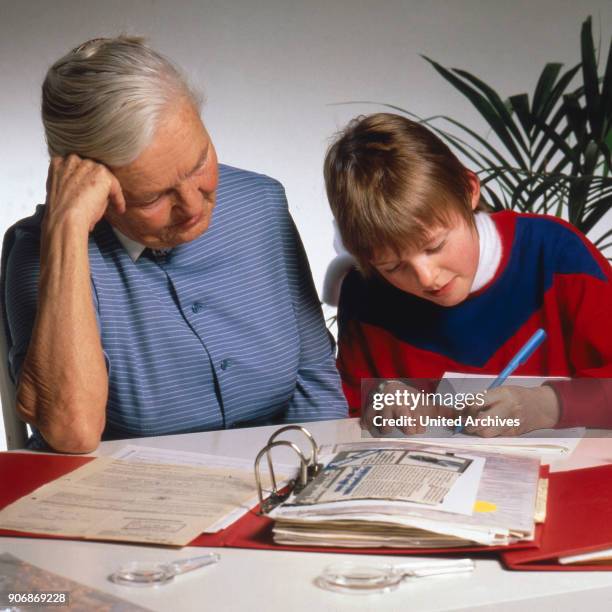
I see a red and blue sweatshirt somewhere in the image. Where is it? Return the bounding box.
[337,211,612,428]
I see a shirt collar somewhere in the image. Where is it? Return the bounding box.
[112,227,147,262]
[471,212,502,293]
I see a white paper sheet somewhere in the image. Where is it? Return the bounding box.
[111,444,295,531]
[0,458,262,545]
[367,373,584,457]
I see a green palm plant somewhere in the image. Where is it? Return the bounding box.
[378,16,612,258]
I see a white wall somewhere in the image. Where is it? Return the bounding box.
[1,0,610,450]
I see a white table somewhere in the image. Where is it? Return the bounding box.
[4,419,612,612]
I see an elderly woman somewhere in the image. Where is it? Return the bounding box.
[2,36,346,453]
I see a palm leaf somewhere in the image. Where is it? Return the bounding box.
[531,111,582,169]
[453,68,528,153]
[581,16,603,137]
[480,185,507,211]
[562,93,588,147]
[534,63,581,136]
[422,56,528,169]
[594,226,612,248]
[600,40,612,131]
[531,93,581,169]
[532,63,563,117]
[581,194,612,233]
[509,94,532,135]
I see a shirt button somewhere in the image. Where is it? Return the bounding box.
[220,359,230,371]
[191,302,204,313]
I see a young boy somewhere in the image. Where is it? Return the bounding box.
[324,113,612,436]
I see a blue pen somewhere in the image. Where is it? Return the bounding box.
[455,328,547,434]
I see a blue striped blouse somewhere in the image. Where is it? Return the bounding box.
[2,165,347,445]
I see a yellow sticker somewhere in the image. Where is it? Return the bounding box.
[473,500,497,513]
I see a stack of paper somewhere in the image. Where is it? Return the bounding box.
[270,442,542,549]
[368,427,585,458]
[0,446,294,547]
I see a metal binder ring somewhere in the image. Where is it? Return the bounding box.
[267,425,323,479]
[254,440,309,513]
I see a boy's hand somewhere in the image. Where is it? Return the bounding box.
[361,380,449,436]
[462,385,560,437]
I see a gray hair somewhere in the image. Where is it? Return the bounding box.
[42,36,202,166]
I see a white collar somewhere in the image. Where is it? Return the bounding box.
[471,212,502,293]
[112,227,147,262]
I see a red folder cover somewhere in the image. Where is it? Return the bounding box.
[0,451,537,557]
[502,464,612,571]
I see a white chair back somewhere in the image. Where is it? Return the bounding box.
[322,253,355,307]
[0,306,27,449]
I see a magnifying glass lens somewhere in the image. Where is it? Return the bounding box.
[317,563,403,594]
[110,562,175,586]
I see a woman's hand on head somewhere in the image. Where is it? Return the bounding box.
[45,155,126,233]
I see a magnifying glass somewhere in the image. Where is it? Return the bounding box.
[109,552,220,587]
[316,559,474,594]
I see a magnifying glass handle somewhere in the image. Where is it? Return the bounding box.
[169,553,220,576]
[397,558,474,578]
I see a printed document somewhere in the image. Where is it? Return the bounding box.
[0,457,262,546]
[110,444,294,531]
[288,448,472,506]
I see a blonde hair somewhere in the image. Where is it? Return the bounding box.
[324,113,484,275]
[42,36,202,166]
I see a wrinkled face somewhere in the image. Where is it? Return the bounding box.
[107,99,219,249]
[371,213,480,307]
